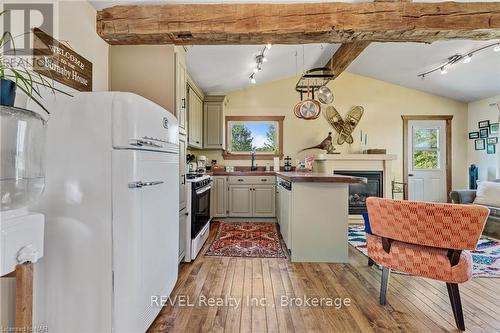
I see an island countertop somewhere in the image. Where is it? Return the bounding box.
[276,171,367,184]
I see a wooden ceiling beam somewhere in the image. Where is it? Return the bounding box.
[97,2,500,45]
[326,41,371,79]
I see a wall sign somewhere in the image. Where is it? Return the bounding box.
[33,28,92,91]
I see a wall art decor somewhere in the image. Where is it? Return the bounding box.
[479,128,489,138]
[490,123,499,135]
[487,144,496,154]
[479,120,490,128]
[475,139,485,150]
[487,137,498,144]
[324,105,364,145]
[469,132,479,139]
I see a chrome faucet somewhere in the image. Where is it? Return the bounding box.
[251,148,257,171]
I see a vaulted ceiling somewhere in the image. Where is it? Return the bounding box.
[92,1,500,102]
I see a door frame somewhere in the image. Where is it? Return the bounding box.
[402,115,453,202]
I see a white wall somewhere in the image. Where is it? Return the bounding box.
[7,0,109,109]
[1,0,109,328]
[467,94,500,181]
[58,1,109,92]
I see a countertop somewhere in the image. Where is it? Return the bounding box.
[210,171,276,176]
[275,171,367,184]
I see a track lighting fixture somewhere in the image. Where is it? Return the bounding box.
[418,42,500,78]
[249,44,271,84]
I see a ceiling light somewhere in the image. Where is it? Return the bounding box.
[253,67,259,73]
[262,56,268,63]
[266,43,272,50]
[418,41,500,78]
[250,76,256,84]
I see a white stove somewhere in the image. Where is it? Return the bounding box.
[185,173,212,261]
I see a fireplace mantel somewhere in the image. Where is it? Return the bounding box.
[316,154,397,161]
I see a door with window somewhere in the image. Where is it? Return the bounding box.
[407,120,447,202]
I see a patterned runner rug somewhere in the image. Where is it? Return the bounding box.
[348,225,500,278]
[205,222,287,258]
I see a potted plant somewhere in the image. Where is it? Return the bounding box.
[0,10,70,113]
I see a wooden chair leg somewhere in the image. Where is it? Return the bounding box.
[380,266,390,305]
[368,258,375,266]
[15,263,33,330]
[446,283,465,331]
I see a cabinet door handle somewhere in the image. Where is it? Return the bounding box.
[185,212,189,216]
[238,179,244,182]
[181,98,186,109]
[261,179,267,182]
[196,141,200,144]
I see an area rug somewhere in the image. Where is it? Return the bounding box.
[205,222,287,258]
[348,225,500,278]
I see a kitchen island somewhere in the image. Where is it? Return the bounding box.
[276,172,366,263]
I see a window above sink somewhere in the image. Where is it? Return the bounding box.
[223,116,284,160]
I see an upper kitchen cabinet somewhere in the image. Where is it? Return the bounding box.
[203,96,225,150]
[187,81,203,149]
[175,48,187,134]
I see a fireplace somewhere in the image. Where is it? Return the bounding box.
[334,171,383,214]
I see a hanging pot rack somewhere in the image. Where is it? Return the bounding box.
[295,67,335,100]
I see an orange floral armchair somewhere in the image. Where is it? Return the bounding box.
[366,197,489,331]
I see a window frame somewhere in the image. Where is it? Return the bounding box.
[412,127,441,170]
[223,116,285,160]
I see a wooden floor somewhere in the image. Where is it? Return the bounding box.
[149,222,500,333]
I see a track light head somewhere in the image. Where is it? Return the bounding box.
[462,54,472,64]
[440,67,448,74]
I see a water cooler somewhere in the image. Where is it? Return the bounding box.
[0,105,46,325]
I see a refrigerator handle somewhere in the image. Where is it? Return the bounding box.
[128,181,164,189]
[129,139,163,148]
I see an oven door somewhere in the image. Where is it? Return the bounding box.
[191,183,211,238]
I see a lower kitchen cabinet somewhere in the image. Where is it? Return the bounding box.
[179,208,188,263]
[228,184,276,217]
[228,185,253,217]
[253,185,276,217]
[211,176,228,217]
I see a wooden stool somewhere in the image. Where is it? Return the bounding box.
[1,262,33,330]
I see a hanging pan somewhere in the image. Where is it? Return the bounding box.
[317,86,334,105]
[299,87,321,120]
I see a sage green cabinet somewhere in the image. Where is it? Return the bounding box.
[188,86,203,148]
[203,96,225,149]
[175,51,187,134]
[179,133,187,210]
[211,176,228,217]
[228,185,253,217]
[179,208,188,262]
[228,183,276,218]
[253,185,276,217]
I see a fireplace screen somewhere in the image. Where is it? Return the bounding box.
[334,171,383,214]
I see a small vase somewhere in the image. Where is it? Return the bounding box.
[0,78,16,107]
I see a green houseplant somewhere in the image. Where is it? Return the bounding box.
[0,10,70,113]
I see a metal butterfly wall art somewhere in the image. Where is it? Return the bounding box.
[324,105,364,145]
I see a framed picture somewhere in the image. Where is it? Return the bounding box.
[479,120,490,128]
[475,139,485,150]
[490,123,499,135]
[479,128,489,138]
[487,144,496,154]
[487,137,498,144]
[469,131,479,139]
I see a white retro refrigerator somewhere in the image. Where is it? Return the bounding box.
[28,92,179,332]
